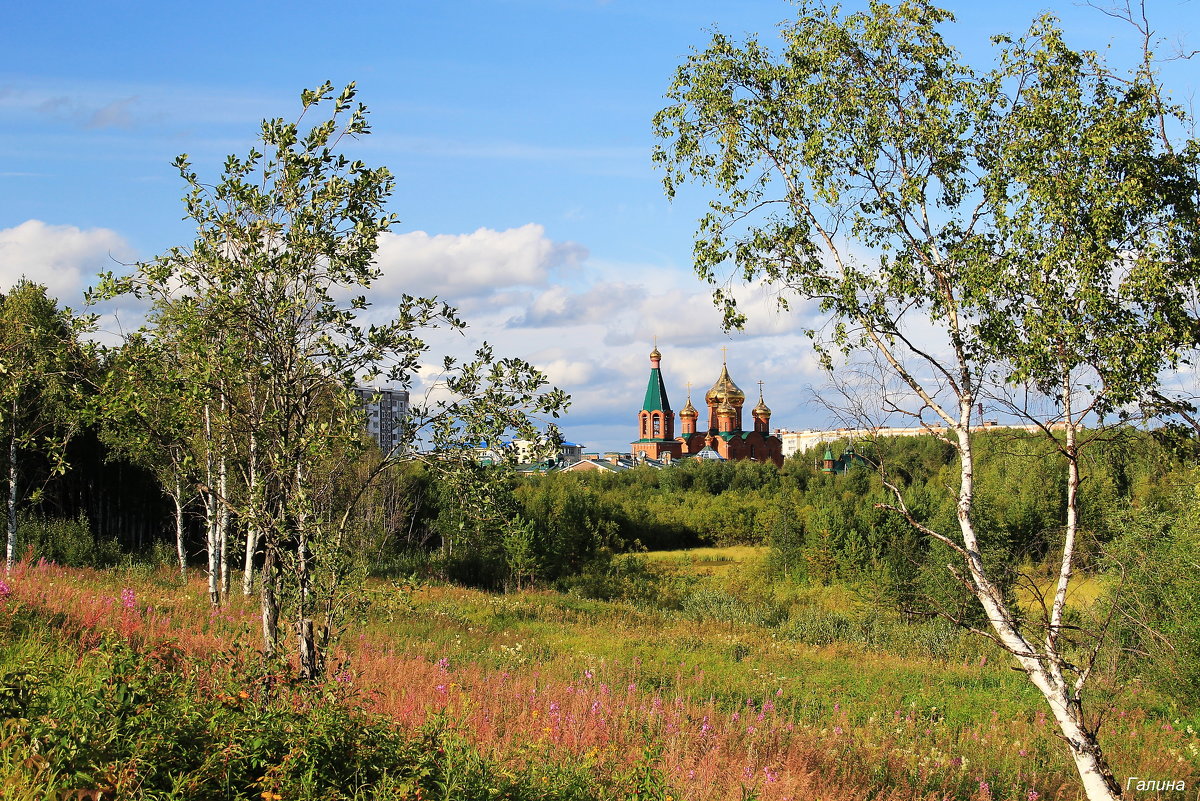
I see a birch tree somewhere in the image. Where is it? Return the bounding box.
[0,281,86,575]
[97,82,567,679]
[653,2,1200,798]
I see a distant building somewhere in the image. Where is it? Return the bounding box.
[559,451,674,473]
[630,345,783,466]
[775,420,1069,459]
[354,387,409,453]
[474,437,584,468]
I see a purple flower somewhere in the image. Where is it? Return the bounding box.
[0,579,11,600]
[120,587,136,610]
[1027,792,1040,801]
[334,670,351,684]
[436,657,450,672]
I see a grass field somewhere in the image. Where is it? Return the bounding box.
[1,559,1196,800]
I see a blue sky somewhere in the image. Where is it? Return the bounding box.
[3,0,1198,451]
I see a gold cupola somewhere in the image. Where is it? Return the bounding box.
[752,382,771,418]
[705,362,746,407]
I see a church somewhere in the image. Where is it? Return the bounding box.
[630,345,784,466]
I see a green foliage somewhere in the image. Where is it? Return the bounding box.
[91,83,567,676]
[0,608,662,800]
[14,514,120,569]
[0,281,90,571]
[1104,480,1200,709]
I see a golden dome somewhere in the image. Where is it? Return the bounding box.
[716,400,736,417]
[705,362,745,407]
[753,384,771,417]
[680,398,698,418]
[650,346,661,361]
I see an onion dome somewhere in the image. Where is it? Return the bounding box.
[705,362,746,407]
[753,385,771,418]
[680,385,698,419]
[716,400,736,418]
[650,345,661,361]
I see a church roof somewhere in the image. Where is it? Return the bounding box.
[705,362,746,406]
[642,366,672,413]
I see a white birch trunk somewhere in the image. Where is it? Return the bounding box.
[173,475,186,582]
[6,406,16,575]
[203,402,220,607]
[219,449,229,597]
[243,426,258,596]
[951,400,1120,801]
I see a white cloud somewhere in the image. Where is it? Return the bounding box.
[0,220,135,301]
[372,224,586,302]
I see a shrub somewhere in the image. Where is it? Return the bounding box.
[15,514,120,568]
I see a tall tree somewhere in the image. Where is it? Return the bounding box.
[653,3,1200,798]
[0,281,86,574]
[96,82,567,679]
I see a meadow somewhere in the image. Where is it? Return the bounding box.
[1,551,1196,801]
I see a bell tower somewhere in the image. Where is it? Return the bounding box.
[632,341,682,460]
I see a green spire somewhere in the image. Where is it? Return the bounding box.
[642,366,671,412]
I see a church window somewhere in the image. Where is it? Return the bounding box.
[652,414,661,437]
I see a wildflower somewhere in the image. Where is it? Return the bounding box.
[775,688,783,696]
[120,587,136,610]
[0,579,10,600]
[436,657,450,672]
[764,766,779,783]
[549,701,560,712]
[834,726,843,735]
[335,671,351,684]
[584,669,594,680]
[1027,792,1039,801]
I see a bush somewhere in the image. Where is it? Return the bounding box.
[15,514,120,568]
[559,554,681,608]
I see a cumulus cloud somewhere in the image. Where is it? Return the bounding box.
[372,224,586,302]
[0,220,135,300]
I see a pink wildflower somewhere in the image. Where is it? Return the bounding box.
[120,587,136,610]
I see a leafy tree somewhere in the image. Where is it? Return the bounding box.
[96,83,566,679]
[653,3,1200,796]
[0,281,87,574]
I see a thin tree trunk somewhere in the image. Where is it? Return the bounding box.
[204,402,220,607]
[952,398,1120,801]
[6,406,17,575]
[243,399,259,596]
[219,450,229,597]
[260,541,279,659]
[173,475,186,582]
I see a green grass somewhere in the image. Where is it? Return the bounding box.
[636,545,768,576]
